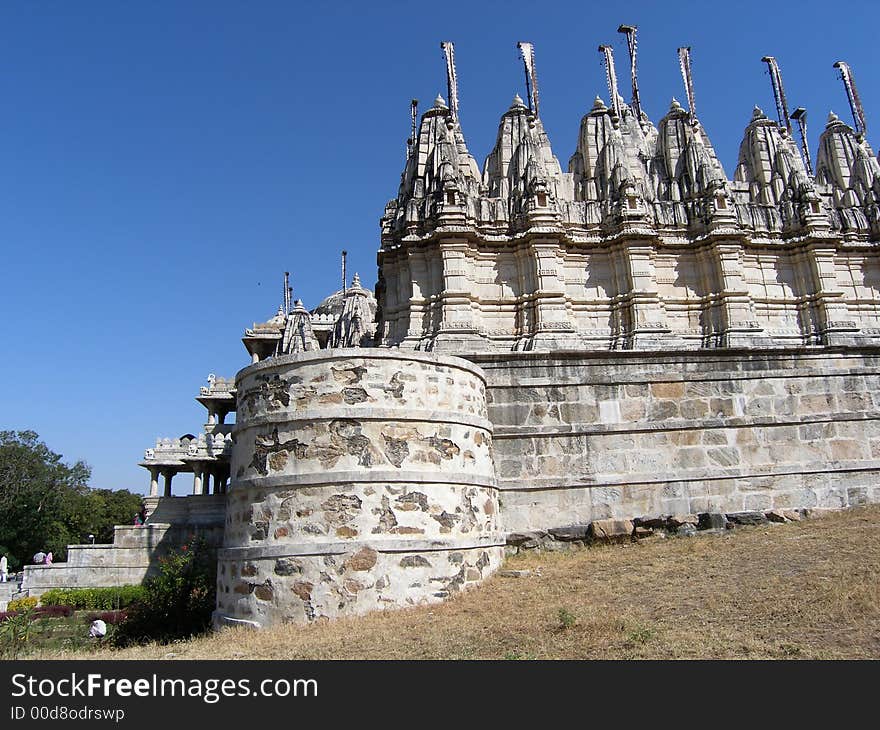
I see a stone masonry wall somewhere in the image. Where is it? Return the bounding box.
[216,349,504,627]
[471,347,880,532]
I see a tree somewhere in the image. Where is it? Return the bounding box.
[0,431,91,566]
[90,489,144,543]
[0,431,146,567]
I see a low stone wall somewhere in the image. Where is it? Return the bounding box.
[20,496,227,596]
[216,348,504,627]
[471,347,880,532]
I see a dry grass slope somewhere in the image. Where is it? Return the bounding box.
[53,505,880,660]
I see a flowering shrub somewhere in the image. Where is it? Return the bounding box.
[6,597,38,613]
[0,604,74,622]
[113,536,216,647]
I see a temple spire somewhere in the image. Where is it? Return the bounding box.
[761,56,792,133]
[598,44,623,122]
[341,250,348,294]
[407,99,418,161]
[517,41,540,117]
[283,271,291,316]
[677,46,698,126]
[618,25,643,122]
[791,107,813,176]
[440,41,459,121]
[834,61,867,136]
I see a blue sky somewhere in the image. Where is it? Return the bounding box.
[1,0,877,492]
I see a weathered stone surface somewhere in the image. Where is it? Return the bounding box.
[548,525,590,542]
[697,513,728,531]
[726,511,769,526]
[634,516,668,530]
[589,519,634,539]
[399,555,430,568]
[667,514,699,528]
[345,547,378,572]
[253,581,274,601]
[506,531,547,547]
[273,558,303,576]
[765,510,787,523]
[782,510,803,521]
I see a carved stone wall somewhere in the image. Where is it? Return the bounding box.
[216,349,503,627]
[377,96,880,353]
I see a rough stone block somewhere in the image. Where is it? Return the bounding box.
[506,531,547,548]
[633,516,667,529]
[667,514,699,528]
[548,525,590,542]
[697,513,728,530]
[726,511,769,526]
[588,519,634,540]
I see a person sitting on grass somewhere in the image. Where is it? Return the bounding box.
[88,619,107,640]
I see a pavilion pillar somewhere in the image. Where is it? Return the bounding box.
[192,465,204,495]
[148,467,160,497]
[162,469,174,497]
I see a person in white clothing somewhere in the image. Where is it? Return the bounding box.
[0,555,8,583]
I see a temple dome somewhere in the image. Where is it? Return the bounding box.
[311,276,378,323]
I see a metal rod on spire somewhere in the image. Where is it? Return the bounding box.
[761,56,792,133]
[517,42,540,118]
[617,25,642,122]
[407,99,418,161]
[598,44,623,122]
[440,41,459,121]
[341,250,348,294]
[677,46,697,126]
[283,271,291,316]
[790,107,813,176]
[833,61,867,136]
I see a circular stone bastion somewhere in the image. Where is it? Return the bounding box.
[214,348,504,627]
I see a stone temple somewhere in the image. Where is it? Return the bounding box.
[18,32,880,628]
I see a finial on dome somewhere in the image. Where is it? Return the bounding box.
[352,272,362,289]
[592,96,607,111]
[669,97,682,111]
[752,105,766,120]
[511,93,526,109]
[827,110,839,124]
[434,94,447,109]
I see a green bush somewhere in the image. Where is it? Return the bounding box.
[0,607,35,658]
[113,536,216,647]
[38,585,145,610]
[7,597,38,613]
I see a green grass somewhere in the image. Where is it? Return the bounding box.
[1,612,117,658]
